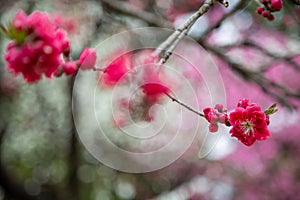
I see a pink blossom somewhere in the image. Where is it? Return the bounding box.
[141,66,170,104]
[101,52,132,86]
[53,13,77,33]
[257,7,265,14]
[78,48,97,70]
[4,10,70,83]
[229,99,270,146]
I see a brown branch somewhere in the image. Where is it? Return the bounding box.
[154,0,223,65]
[242,40,300,72]
[199,40,297,109]
[100,0,172,28]
[67,76,79,200]
[202,0,248,38]
[165,93,205,118]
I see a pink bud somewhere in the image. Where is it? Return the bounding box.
[262,10,270,17]
[209,123,219,132]
[210,115,218,124]
[219,114,228,124]
[267,14,275,21]
[214,104,224,111]
[257,7,265,15]
[62,61,77,75]
[78,48,97,70]
[271,0,282,11]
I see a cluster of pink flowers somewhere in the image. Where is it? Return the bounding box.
[256,0,282,21]
[4,10,70,82]
[3,10,277,147]
[204,99,274,146]
[203,104,229,132]
[100,50,170,103]
[3,10,97,83]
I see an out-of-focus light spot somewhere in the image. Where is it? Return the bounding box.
[268,108,298,132]
[115,180,136,199]
[174,12,209,38]
[77,165,95,183]
[207,127,237,160]
[24,179,41,196]
[210,181,234,200]
[0,187,4,200]
[211,12,252,46]
[94,189,111,200]
[49,160,67,184]
[155,0,172,10]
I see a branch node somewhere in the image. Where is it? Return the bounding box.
[218,0,229,7]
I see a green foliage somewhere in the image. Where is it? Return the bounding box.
[264,103,278,116]
[0,23,27,44]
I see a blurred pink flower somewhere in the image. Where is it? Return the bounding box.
[4,10,70,83]
[141,66,170,104]
[101,52,132,86]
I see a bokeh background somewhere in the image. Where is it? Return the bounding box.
[1,0,300,199]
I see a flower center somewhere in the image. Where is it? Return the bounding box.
[241,120,254,135]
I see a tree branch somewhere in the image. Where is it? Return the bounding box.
[100,0,172,28]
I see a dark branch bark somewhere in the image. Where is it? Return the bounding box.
[0,127,39,200]
[67,76,79,200]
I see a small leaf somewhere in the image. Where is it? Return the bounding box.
[264,103,278,115]
[7,23,27,44]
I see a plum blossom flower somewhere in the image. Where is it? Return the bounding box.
[4,10,70,83]
[229,99,270,146]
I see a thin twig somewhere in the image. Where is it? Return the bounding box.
[242,40,300,72]
[165,92,205,118]
[199,39,297,109]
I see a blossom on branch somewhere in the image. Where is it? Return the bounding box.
[203,99,276,146]
[256,0,283,21]
[229,99,271,146]
[203,104,229,132]
[4,10,70,82]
